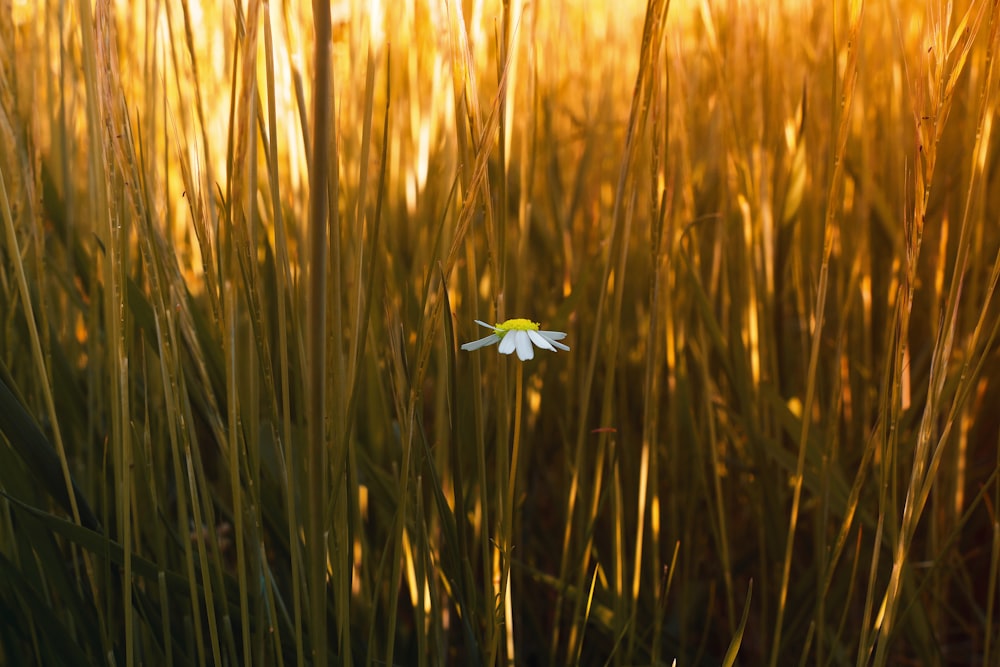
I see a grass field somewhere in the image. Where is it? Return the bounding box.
[2,0,1000,664]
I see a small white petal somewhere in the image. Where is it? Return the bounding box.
[527,329,557,352]
[537,331,570,351]
[461,334,500,351]
[537,331,569,352]
[498,332,518,355]
[474,319,497,331]
[514,330,535,361]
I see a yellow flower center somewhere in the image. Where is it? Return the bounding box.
[495,318,540,335]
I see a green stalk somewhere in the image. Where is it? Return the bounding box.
[501,361,524,664]
[307,0,333,663]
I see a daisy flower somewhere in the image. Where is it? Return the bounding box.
[460,318,570,361]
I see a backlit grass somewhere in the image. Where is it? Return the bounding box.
[2,0,1000,665]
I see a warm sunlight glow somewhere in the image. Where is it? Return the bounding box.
[13,0,1000,663]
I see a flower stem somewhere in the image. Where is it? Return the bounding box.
[500,361,524,664]
[508,362,524,512]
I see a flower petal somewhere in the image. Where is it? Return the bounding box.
[461,334,500,351]
[527,329,556,352]
[514,330,535,361]
[474,319,497,331]
[537,331,570,351]
[498,331,518,355]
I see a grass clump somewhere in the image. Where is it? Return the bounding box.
[1,0,1000,665]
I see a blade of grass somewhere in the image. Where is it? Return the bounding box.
[722,580,753,667]
[306,0,333,663]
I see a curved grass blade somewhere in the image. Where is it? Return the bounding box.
[722,579,753,667]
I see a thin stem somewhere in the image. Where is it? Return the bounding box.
[500,361,524,665]
[507,362,525,512]
[307,0,332,664]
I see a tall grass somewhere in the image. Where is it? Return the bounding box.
[2,0,1000,664]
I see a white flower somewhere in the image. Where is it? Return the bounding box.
[460,318,570,361]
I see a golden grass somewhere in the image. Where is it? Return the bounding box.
[1,0,1000,665]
